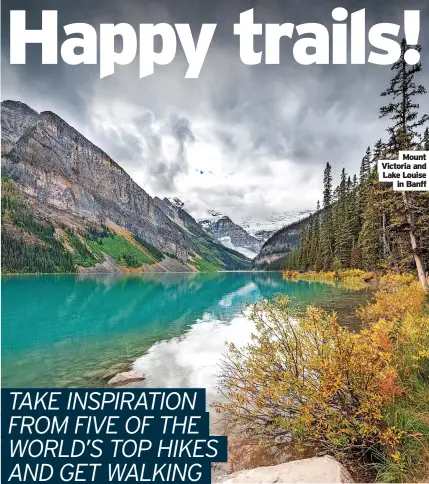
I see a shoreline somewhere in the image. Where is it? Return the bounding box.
[1,269,280,276]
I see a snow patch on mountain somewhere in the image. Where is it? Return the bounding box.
[218,236,258,259]
[240,210,313,238]
[198,211,262,259]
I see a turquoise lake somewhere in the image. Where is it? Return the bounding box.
[2,272,373,389]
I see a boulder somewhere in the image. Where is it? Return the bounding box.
[107,370,146,387]
[214,456,353,483]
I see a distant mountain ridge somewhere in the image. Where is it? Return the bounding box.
[253,218,305,269]
[1,100,250,273]
[199,211,263,259]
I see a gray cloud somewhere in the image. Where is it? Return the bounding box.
[2,0,429,226]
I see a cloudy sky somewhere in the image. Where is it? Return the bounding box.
[2,0,429,231]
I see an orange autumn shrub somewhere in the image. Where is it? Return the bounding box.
[216,295,402,453]
[282,270,299,280]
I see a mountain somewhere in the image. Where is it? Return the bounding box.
[252,229,276,243]
[199,210,263,259]
[253,219,305,270]
[1,100,250,274]
[239,209,312,240]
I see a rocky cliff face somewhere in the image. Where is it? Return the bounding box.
[199,212,263,259]
[1,100,250,272]
[1,100,39,155]
[253,229,275,242]
[253,219,304,269]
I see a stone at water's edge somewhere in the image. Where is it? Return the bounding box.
[214,456,354,483]
[107,370,145,387]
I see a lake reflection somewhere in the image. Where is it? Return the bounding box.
[2,272,372,388]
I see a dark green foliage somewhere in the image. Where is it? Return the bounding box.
[265,254,296,271]
[121,252,141,268]
[1,230,75,273]
[65,229,100,267]
[422,127,429,150]
[178,221,250,271]
[192,237,251,271]
[1,179,163,272]
[378,39,429,288]
[320,162,334,269]
[358,175,383,271]
[85,225,111,242]
[133,235,164,262]
[360,146,372,183]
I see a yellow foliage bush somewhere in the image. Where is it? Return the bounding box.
[282,270,299,280]
[399,312,429,361]
[300,271,337,281]
[359,274,425,325]
[284,269,373,284]
[339,269,369,280]
[216,295,401,452]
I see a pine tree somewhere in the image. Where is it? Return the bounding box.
[369,139,391,262]
[349,175,362,268]
[358,178,383,271]
[358,147,373,223]
[320,162,334,269]
[379,38,429,292]
[422,127,429,150]
[299,223,311,271]
[359,147,372,182]
[334,168,350,267]
[380,40,429,153]
[371,140,384,171]
[312,200,322,271]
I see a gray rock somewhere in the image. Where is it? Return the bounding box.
[108,370,146,387]
[1,100,39,155]
[214,456,353,484]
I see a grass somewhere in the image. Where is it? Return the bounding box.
[283,269,373,282]
[282,269,373,290]
[375,406,429,483]
[193,239,250,272]
[192,257,222,272]
[87,233,157,267]
[2,177,249,273]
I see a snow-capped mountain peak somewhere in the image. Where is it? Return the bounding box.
[166,197,185,209]
[198,210,263,260]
